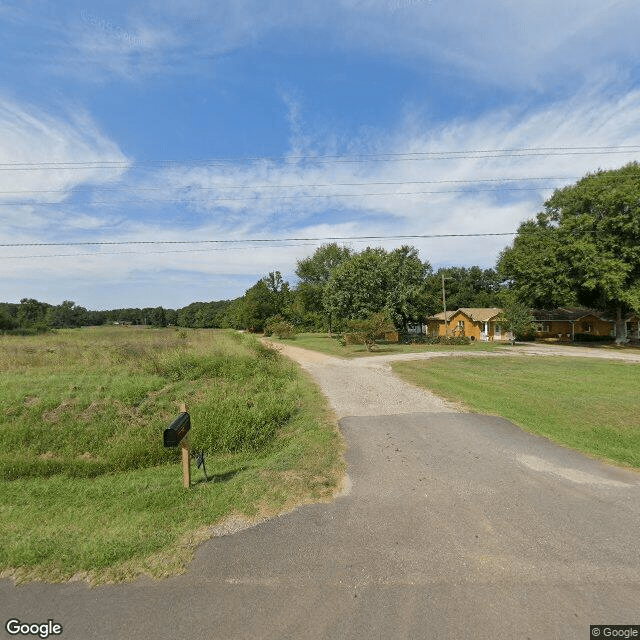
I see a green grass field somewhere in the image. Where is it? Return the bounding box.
[0,327,344,584]
[271,332,506,358]
[392,355,640,469]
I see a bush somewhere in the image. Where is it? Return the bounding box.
[264,315,296,339]
[574,333,613,342]
[1,324,51,336]
[515,327,536,341]
[344,311,395,351]
[438,335,471,345]
[400,333,435,344]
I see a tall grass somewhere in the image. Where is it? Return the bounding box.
[0,328,300,479]
[0,327,344,583]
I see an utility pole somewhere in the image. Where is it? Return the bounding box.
[442,273,448,336]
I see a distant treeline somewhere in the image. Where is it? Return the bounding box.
[0,298,235,334]
[4,165,636,337]
[0,244,503,335]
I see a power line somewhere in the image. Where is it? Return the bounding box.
[0,232,517,252]
[0,176,583,195]
[0,232,517,260]
[0,186,560,206]
[0,146,638,169]
[1,243,323,259]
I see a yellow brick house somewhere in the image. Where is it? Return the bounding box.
[531,308,613,341]
[427,307,511,342]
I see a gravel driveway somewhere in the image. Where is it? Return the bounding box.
[264,341,460,417]
[265,339,640,418]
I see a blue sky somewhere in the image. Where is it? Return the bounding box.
[2,0,640,309]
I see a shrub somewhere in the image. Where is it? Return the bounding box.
[344,311,395,351]
[438,335,471,345]
[263,315,296,339]
[574,333,613,342]
[515,327,536,341]
[400,333,436,344]
[1,324,52,336]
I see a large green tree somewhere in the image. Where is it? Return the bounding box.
[428,266,502,310]
[295,243,352,331]
[235,271,292,331]
[498,162,640,324]
[17,298,50,328]
[323,245,431,331]
[384,245,433,330]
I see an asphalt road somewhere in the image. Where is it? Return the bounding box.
[3,411,640,640]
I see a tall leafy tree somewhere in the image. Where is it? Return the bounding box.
[498,162,640,327]
[497,219,575,309]
[17,298,50,328]
[323,248,390,330]
[237,271,292,331]
[384,245,432,331]
[428,266,502,310]
[295,243,352,331]
[45,300,89,328]
[323,245,431,331]
[0,306,18,331]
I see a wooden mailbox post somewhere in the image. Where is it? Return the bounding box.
[163,403,191,488]
[179,403,190,488]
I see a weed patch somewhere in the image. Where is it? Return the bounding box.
[0,327,344,582]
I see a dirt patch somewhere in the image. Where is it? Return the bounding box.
[38,451,61,460]
[42,399,79,423]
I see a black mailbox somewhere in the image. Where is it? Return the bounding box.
[163,412,191,447]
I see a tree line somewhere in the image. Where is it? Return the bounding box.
[2,163,638,336]
[0,259,502,335]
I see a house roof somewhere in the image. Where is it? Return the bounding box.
[456,308,504,322]
[428,308,503,322]
[531,307,614,322]
[427,310,455,321]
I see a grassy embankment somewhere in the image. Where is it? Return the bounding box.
[271,332,505,358]
[392,356,640,469]
[0,327,344,584]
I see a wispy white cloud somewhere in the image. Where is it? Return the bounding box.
[0,97,130,244]
[33,1,637,93]
[60,10,180,80]
[0,98,129,196]
[144,84,640,243]
[7,83,635,306]
[327,0,639,89]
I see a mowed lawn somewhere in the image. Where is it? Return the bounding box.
[0,327,344,584]
[392,355,640,469]
[271,332,504,358]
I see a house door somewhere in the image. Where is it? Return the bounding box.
[493,323,501,340]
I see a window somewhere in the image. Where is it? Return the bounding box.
[457,320,465,330]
